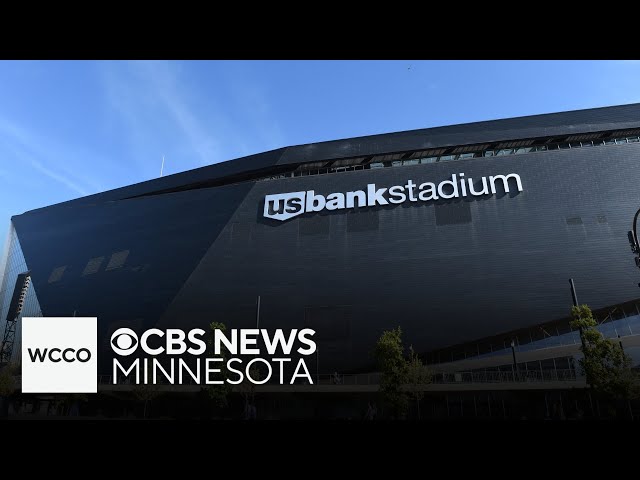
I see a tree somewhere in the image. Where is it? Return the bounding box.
[570,304,639,401]
[0,363,18,418]
[374,327,409,419]
[56,393,89,416]
[206,322,232,411]
[406,346,432,420]
[237,363,261,420]
[133,383,161,419]
[0,363,17,398]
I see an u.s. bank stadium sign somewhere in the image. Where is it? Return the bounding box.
[263,172,523,221]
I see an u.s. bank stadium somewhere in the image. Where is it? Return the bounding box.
[3,103,640,419]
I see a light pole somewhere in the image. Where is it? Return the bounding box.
[570,278,588,358]
[510,339,519,381]
[569,278,579,308]
[256,296,261,329]
[627,208,640,282]
[617,334,634,421]
[625,211,640,419]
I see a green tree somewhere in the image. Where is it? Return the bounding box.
[133,384,161,419]
[374,327,409,419]
[56,393,89,416]
[570,304,639,400]
[206,322,232,410]
[0,363,17,418]
[0,363,17,398]
[237,363,261,419]
[406,346,432,420]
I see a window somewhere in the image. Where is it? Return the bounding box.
[105,250,129,271]
[82,256,104,276]
[495,149,513,156]
[47,266,66,283]
[249,129,640,183]
[514,148,530,154]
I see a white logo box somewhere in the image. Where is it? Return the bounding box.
[21,317,97,393]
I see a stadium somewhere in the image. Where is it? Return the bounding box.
[3,102,640,419]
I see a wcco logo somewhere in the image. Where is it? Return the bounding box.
[22,317,97,393]
[27,347,92,363]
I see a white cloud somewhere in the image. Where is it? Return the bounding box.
[29,158,89,196]
[135,61,222,165]
[0,116,95,196]
[99,61,287,172]
[100,61,222,169]
[226,76,286,152]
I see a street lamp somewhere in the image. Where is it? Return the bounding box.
[627,208,640,283]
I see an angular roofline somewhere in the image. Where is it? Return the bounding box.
[15,102,640,217]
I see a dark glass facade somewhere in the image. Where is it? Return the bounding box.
[3,103,640,376]
[0,224,43,361]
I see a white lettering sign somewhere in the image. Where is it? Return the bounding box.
[263,173,523,221]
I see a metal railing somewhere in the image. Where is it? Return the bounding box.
[432,369,577,384]
[97,368,578,388]
[97,373,381,386]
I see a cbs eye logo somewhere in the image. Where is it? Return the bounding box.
[110,328,139,356]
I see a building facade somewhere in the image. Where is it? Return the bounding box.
[3,103,640,378]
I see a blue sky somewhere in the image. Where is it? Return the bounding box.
[1,60,640,242]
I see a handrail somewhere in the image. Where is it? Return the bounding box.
[97,368,579,387]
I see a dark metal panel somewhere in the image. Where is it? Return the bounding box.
[146,142,640,372]
[10,104,640,373]
[12,182,254,373]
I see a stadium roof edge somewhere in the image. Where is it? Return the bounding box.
[14,102,640,217]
